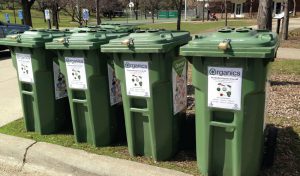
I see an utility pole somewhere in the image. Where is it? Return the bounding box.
[184,0,187,21]
[225,0,227,26]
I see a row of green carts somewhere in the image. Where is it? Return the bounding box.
[0,24,279,175]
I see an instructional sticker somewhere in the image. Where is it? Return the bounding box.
[65,57,88,90]
[208,67,243,110]
[16,53,34,83]
[124,61,150,97]
[172,59,187,115]
[107,63,122,105]
[53,62,67,100]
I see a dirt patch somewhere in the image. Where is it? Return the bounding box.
[279,28,300,49]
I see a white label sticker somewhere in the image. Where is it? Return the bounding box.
[16,53,34,83]
[53,62,68,100]
[124,61,150,97]
[208,67,243,110]
[107,64,122,105]
[172,59,187,115]
[65,57,88,90]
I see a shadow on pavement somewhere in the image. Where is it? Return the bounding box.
[0,50,11,60]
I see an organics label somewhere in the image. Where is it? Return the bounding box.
[65,57,88,90]
[124,61,150,97]
[172,58,187,115]
[16,53,34,83]
[107,63,122,105]
[208,66,243,110]
[53,62,67,100]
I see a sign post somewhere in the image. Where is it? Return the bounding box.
[128,2,134,23]
[45,9,51,29]
[18,10,24,25]
[82,9,89,26]
[5,13,10,23]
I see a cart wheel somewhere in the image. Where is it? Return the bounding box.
[262,125,278,169]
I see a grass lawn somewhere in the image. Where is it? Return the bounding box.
[0,59,299,175]
[270,59,300,75]
[139,20,256,34]
[0,9,255,34]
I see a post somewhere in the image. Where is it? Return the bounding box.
[184,0,187,21]
[282,0,289,40]
[202,1,205,22]
[225,0,228,26]
[48,19,52,29]
[13,1,16,24]
[276,19,281,34]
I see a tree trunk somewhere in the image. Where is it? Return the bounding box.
[95,0,101,25]
[176,0,183,30]
[52,3,59,29]
[282,0,289,40]
[293,0,296,16]
[257,0,272,30]
[21,0,34,27]
[151,9,155,23]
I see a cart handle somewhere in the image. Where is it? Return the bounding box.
[210,121,236,132]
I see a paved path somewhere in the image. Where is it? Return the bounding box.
[247,17,300,31]
[277,47,300,60]
[0,51,22,127]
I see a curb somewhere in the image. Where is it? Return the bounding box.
[0,133,192,176]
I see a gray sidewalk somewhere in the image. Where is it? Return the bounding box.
[0,53,22,127]
[276,47,300,60]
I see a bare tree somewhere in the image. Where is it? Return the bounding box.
[172,0,183,30]
[257,0,272,30]
[143,0,160,23]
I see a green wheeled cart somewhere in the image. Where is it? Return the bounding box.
[46,30,128,146]
[101,30,191,161]
[180,27,279,176]
[0,30,71,134]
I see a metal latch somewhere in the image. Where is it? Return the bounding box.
[218,39,231,51]
[57,37,69,44]
[121,38,134,46]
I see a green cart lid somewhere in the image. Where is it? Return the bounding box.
[0,29,66,48]
[101,29,191,53]
[46,30,128,50]
[180,27,279,58]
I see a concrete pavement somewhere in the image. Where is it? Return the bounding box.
[0,134,191,176]
[277,47,300,60]
[0,51,22,127]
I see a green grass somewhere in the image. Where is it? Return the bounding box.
[0,9,82,28]
[0,9,255,33]
[270,59,300,75]
[139,20,256,34]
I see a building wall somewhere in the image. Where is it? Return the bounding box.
[207,0,298,18]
